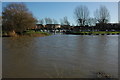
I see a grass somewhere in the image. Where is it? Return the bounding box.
[23,30,51,36]
[71,31,120,34]
[2,30,51,37]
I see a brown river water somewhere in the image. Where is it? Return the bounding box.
[2,35,118,78]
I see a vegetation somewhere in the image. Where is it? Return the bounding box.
[2,30,51,37]
[60,16,70,26]
[2,3,37,35]
[22,30,51,37]
[67,31,120,35]
[94,5,110,23]
[24,30,50,35]
[2,3,119,37]
[74,5,90,26]
[74,5,110,26]
[2,3,51,37]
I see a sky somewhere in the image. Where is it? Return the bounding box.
[118,1,120,22]
[1,0,119,2]
[2,2,118,25]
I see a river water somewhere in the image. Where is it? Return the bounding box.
[2,35,118,78]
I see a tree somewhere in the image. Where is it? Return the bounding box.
[2,3,37,34]
[60,19,64,25]
[94,5,110,23]
[53,19,58,24]
[74,5,89,26]
[44,18,53,24]
[60,16,70,25]
[60,16,70,30]
[63,16,70,25]
[39,19,44,25]
[86,18,97,26]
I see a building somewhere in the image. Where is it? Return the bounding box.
[36,24,45,29]
[45,24,61,30]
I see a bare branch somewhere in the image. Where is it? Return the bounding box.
[94,5,110,23]
[74,5,89,26]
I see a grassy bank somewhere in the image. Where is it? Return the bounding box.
[23,30,51,37]
[2,30,51,37]
[66,31,120,35]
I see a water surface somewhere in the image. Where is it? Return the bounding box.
[3,35,118,78]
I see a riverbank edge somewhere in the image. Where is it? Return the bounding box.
[2,31,51,37]
[65,31,120,35]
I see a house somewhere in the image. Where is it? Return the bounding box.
[45,24,61,30]
[95,23,120,31]
[36,24,45,29]
[61,25,71,30]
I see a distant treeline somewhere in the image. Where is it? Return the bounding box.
[2,3,120,35]
[33,23,120,32]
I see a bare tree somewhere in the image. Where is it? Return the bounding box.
[39,19,44,24]
[94,5,110,23]
[86,18,97,26]
[53,19,58,24]
[60,16,70,25]
[63,16,70,25]
[44,18,53,24]
[2,3,37,34]
[60,19,64,25]
[74,5,89,26]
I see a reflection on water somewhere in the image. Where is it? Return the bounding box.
[3,35,118,78]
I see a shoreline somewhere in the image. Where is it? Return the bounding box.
[2,31,51,37]
[65,31,120,35]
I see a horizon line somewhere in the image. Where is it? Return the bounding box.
[1,0,120,2]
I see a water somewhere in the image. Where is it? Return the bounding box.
[2,35,118,78]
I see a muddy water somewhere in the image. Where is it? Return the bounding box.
[2,35,118,78]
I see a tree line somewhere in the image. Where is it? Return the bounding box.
[38,16,70,26]
[38,5,110,26]
[2,3,111,34]
[74,5,110,26]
